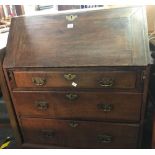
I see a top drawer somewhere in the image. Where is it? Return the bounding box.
[12,70,140,90]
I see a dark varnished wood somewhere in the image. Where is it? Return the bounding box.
[13,70,138,89]
[22,143,68,149]
[12,91,142,122]
[138,66,151,147]
[1,6,151,148]
[3,7,150,68]
[20,117,139,149]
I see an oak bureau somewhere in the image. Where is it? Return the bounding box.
[0,6,152,148]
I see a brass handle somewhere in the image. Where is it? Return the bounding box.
[97,134,112,143]
[69,121,79,128]
[32,77,46,86]
[41,130,55,139]
[65,93,78,101]
[35,101,48,110]
[99,78,114,88]
[64,73,76,81]
[97,103,113,112]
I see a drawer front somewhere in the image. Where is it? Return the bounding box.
[20,118,139,148]
[13,70,138,89]
[13,91,142,121]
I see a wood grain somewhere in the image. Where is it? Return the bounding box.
[12,91,142,122]
[3,7,150,68]
[20,117,139,149]
[13,70,138,89]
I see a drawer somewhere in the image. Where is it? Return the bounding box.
[13,70,139,89]
[20,118,139,148]
[13,91,142,122]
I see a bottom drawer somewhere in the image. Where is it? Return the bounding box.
[20,118,139,148]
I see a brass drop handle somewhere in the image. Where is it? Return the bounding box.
[65,93,78,101]
[69,121,79,128]
[41,130,55,139]
[35,101,48,110]
[97,134,112,143]
[97,103,113,112]
[64,73,76,81]
[99,78,114,88]
[32,77,46,86]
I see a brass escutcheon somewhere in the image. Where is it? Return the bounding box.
[66,15,78,21]
[97,134,112,143]
[65,93,78,101]
[69,121,79,128]
[41,130,55,139]
[64,73,76,81]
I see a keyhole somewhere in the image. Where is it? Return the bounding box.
[70,15,72,20]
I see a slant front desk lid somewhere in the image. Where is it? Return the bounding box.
[3,7,151,68]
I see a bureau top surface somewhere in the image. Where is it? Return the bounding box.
[3,6,151,68]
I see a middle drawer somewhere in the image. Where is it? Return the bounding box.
[12,91,142,122]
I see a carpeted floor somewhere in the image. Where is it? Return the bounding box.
[0,124,17,149]
[0,96,17,149]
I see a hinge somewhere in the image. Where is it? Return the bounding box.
[141,70,147,81]
[7,70,14,82]
[7,70,15,89]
